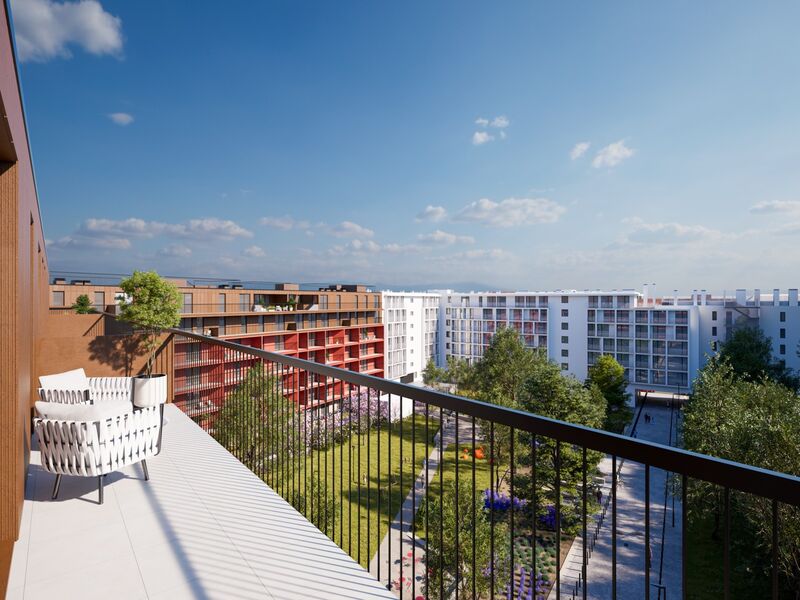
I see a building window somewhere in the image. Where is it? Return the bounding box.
[560,362,569,370]
[780,312,786,322]
[561,309,569,317]
[712,311,717,321]
[780,344,786,355]
[218,293,226,311]
[711,341,718,351]
[240,294,250,311]
[561,349,568,357]
[780,328,786,339]
[337,295,342,309]
[561,336,569,344]
[93,291,105,310]
[712,326,717,337]
[52,290,64,306]
[561,296,569,304]
[182,293,193,313]
[561,322,568,331]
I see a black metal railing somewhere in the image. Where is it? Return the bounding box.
[167,328,800,600]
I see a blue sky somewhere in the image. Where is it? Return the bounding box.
[12,0,800,291]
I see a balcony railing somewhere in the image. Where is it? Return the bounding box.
[168,328,800,599]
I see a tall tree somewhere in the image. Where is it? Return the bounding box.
[718,325,798,390]
[422,358,446,386]
[71,294,96,314]
[515,354,607,532]
[473,327,540,408]
[683,356,800,592]
[586,354,632,433]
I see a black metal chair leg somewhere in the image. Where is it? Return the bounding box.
[141,459,150,481]
[51,474,61,500]
[98,475,104,505]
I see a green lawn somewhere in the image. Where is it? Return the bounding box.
[284,413,439,569]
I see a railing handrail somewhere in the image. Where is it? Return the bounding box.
[165,325,800,505]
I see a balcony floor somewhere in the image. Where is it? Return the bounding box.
[8,405,394,600]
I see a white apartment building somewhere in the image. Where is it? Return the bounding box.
[382,292,441,382]
[436,285,800,396]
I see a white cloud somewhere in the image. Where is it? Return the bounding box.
[259,215,311,230]
[80,216,253,240]
[570,141,590,160]
[182,218,252,239]
[108,112,133,126]
[242,245,266,258]
[158,243,192,258]
[749,200,800,215]
[417,229,474,245]
[415,205,447,222]
[326,239,381,256]
[48,235,131,250]
[490,115,509,129]
[456,197,566,228]
[12,0,123,63]
[475,117,489,127]
[331,220,374,238]
[472,131,494,146]
[592,140,635,168]
[622,217,722,244]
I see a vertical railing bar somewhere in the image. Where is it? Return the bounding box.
[490,420,495,600]
[582,446,587,600]
[771,498,778,600]
[509,425,515,600]
[439,406,444,600]
[532,433,537,600]
[348,380,353,557]
[425,402,430,599]
[357,383,362,566]
[413,397,417,600]
[723,487,730,600]
[388,392,392,590]
[399,394,404,600]
[340,380,344,550]
[681,473,686,600]
[455,412,460,600]
[367,387,372,566]
[472,416,477,600]
[556,440,561,600]
[377,387,382,586]
[645,464,650,600]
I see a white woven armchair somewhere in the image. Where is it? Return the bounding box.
[34,369,164,504]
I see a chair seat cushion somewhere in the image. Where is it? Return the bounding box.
[35,399,132,422]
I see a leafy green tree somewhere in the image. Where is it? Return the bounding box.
[515,354,606,534]
[443,356,476,390]
[422,358,446,386]
[71,294,96,314]
[291,474,339,539]
[587,354,632,433]
[474,327,541,408]
[421,475,510,599]
[683,357,800,592]
[117,271,181,376]
[212,364,300,486]
[718,325,798,391]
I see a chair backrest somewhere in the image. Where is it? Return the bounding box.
[38,388,89,405]
[39,368,90,391]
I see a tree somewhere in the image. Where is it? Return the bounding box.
[421,475,510,599]
[718,325,798,391]
[117,271,181,376]
[71,294,96,314]
[212,364,301,485]
[443,356,476,390]
[422,358,446,386]
[515,354,606,534]
[683,357,800,593]
[473,327,540,408]
[586,354,632,433]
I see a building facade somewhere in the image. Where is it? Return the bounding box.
[50,278,384,415]
[381,291,440,382]
[439,285,800,397]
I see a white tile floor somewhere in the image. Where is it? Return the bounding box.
[7,405,395,600]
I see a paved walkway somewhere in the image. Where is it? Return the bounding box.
[551,404,682,600]
[368,412,476,596]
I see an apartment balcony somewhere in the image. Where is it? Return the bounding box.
[8,403,392,600]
